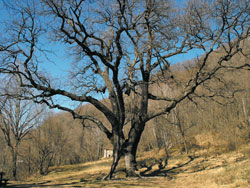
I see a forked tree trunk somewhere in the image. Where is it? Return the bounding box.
[104,121,145,179]
[124,121,145,177]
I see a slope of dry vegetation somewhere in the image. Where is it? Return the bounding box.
[8,142,250,188]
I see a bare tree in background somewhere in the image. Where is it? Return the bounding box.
[0,0,249,179]
[0,78,45,180]
[31,122,64,175]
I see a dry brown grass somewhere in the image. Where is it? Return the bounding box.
[8,143,250,188]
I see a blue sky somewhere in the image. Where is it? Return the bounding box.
[0,0,202,80]
[0,1,70,79]
[0,0,204,112]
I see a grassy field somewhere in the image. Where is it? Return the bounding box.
[7,143,250,188]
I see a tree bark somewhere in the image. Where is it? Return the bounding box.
[11,147,18,180]
[124,151,140,177]
[124,121,145,177]
[104,148,122,180]
[104,131,124,180]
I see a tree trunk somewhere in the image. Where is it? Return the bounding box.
[11,148,18,180]
[104,132,124,180]
[103,148,122,180]
[124,121,145,177]
[124,150,140,177]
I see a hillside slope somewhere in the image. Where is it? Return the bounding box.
[8,143,250,188]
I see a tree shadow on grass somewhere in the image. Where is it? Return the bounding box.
[7,156,195,187]
[141,155,195,178]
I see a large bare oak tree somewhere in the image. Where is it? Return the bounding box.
[0,0,250,179]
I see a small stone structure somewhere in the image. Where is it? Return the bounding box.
[103,149,113,158]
